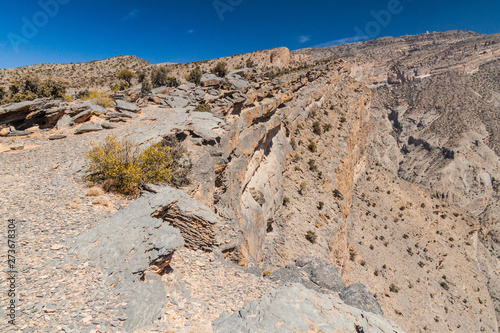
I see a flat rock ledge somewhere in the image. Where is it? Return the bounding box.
[213,283,407,333]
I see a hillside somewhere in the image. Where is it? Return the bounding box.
[1,30,499,332]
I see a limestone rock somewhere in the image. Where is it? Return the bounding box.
[71,185,223,331]
[269,257,346,294]
[74,122,103,134]
[212,283,406,333]
[340,283,384,316]
[115,99,140,113]
[49,134,67,140]
[57,114,74,130]
[201,74,223,87]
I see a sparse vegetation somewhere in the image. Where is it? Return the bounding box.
[85,134,190,195]
[0,75,67,105]
[312,121,322,135]
[440,281,450,291]
[85,135,172,195]
[187,66,203,86]
[81,90,114,108]
[307,140,317,152]
[246,58,255,68]
[211,61,228,78]
[308,159,318,171]
[299,181,307,194]
[389,283,400,293]
[194,103,212,112]
[305,230,317,244]
[116,69,135,86]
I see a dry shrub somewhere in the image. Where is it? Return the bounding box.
[82,90,114,108]
[85,135,174,195]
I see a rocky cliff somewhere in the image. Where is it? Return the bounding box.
[1,30,499,332]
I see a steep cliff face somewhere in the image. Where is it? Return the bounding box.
[260,68,372,274]
[179,61,364,267]
[293,30,500,331]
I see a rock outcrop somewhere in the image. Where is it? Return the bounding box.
[71,186,220,331]
[212,283,406,333]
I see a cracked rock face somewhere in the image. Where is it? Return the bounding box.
[212,283,406,333]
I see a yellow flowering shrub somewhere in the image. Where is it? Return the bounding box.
[85,135,173,195]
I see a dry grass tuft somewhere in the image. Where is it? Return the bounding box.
[85,186,104,197]
[92,196,114,209]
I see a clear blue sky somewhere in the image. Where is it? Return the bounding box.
[0,0,498,69]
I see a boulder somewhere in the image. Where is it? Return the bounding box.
[115,99,140,113]
[227,76,249,91]
[118,110,139,119]
[340,283,384,316]
[299,257,346,293]
[72,110,92,124]
[8,130,33,137]
[101,122,117,129]
[57,115,74,130]
[212,284,406,333]
[49,134,67,141]
[201,74,223,87]
[268,257,346,294]
[165,96,190,109]
[75,123,103,134]
[0,101,37,125]
[178,83,196,90]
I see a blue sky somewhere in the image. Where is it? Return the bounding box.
[0,0,498,69]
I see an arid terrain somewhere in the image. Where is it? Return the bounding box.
[1,29,499,332]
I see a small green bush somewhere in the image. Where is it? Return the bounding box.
[246,58,255,68]
[117,69,135,86]
[151,66,169,88]
[308,159,318,171]
[307,140,317,152]
[312,121,322,135]
[322,123,332,132]
[141,80,152,97]
[211,61,228,78]
[305,230,317,244]
[165,76,180,87]
[389,283,400,293]
[187,66,203,85]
